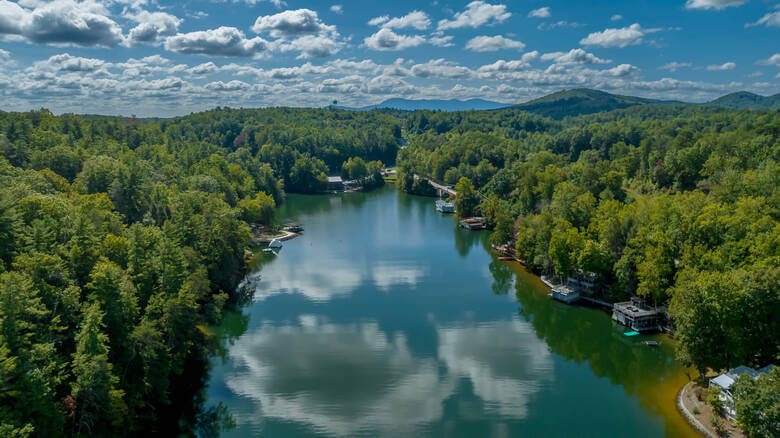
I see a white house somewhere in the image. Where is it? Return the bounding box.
[709,364,776,419]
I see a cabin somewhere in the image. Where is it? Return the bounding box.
[709,364,776,419]
[611,297,663,332]
[459,217,485,230]
[327,176,344,191]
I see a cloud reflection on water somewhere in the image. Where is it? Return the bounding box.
[223,316,553,435]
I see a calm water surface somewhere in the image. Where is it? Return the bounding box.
[206,187,697,437]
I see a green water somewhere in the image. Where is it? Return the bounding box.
[206,187,697,437]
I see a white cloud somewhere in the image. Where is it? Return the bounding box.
[252,9,335,38]
[528,7,550,18]
[746,11,780,28]
[537,20,583,31]
[685,0,747,10]
[541,49,610,65]
[756,53,780,67]
[369,11,430,30]
[363,28,424,51]
[580,23,655,48]
[706,61,736,71]
[411,59,473,79]
[611,14,623,21]
[165,27,268,57]
[204,80,250,91]
[275,34,343,58]
[438,1,511,30]
[187,61,220,75]
[32,53,106,72]
[0,0,124,47]
[429,34,454,47]
[125,9,182,46]
[465,35,524,52]
[330,5,343,15]
[658,61,692,72]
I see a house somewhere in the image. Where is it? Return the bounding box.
[611,297,663,332]
[327,176,344,191]
[709,364,776,419]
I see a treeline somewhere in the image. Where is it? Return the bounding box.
[396,105,779,375]
[0,107,394,436]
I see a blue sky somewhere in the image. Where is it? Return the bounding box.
[0,0,777,116]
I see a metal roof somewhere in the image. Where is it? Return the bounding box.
[711,374,735,390]
[327,176,343,183]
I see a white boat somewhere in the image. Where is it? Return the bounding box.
[268,238,283,249]
[435,199,456,213]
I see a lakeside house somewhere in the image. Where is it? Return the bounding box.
[327,176,344,191]
[611,297,663,332]
[709,364,776,419]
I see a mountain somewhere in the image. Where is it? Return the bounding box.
[336,98,511,111]
[706,91,780,110]
[511,88,683,119]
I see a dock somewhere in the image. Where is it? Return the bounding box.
[611,298,663,332]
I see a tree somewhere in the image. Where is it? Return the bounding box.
[490,209,515,246]
[288,156,327,193]
[731,368,780,438]
[238,191,276,225]
[548,221,582,278]
[341,157,367,181]
[454,177,479,218]
[71,302,126,436]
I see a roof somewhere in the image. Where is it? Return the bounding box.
[327,176,343,183]
[728,365,759,379]
[757,364,776,375]
[711,374,735,390]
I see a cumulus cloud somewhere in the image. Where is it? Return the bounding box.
[330,5,342,14]
[541,49,610,65]
[275,34,343,58]
[465,35,524,52]
[438,1,511,30]
[580,23,656,48]
[611,14,623,21]
[756,53,780,67]
[537,20,583,31]
[125,9,182,46]
[685,0,747,10]
[746,11,780,28]
[33,53,106,72]
[528,7,551,18]
[205,80,250,91]
[251,9,335,37]
[429,34,454,47]
[706,62,736,71]
[165,27,268,57]
[368,11,431,30]
[187,61,220,75]
[0,0,123,47]
[364,28,424,51]
[411,59,473,79]
[658,61,692,72]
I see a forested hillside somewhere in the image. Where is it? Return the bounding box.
[396,105,779,375]
[0,108,397,436]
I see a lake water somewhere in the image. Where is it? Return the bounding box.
[206,187,697,437]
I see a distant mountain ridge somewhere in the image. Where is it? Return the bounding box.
[332,89,778,118]
[707,91,780,110]
[335,98,511,111]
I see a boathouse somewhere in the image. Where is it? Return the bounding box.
[611,297,663,332]
[459,217,485,230]
[709,364,776,419]
[327,176,344,191]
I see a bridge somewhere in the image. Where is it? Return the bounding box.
[413,174,456,197]
[414,174,487,199]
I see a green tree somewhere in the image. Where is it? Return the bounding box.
[732,368,780,438]
[454,177,479,218]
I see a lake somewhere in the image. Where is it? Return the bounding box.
[206,187,697,437]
